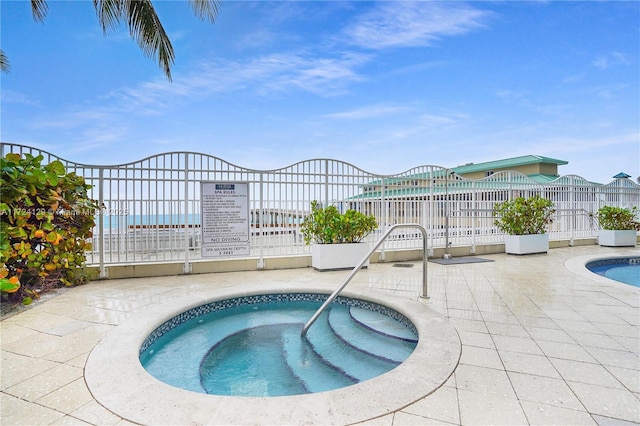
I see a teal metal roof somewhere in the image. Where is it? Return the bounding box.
[524,174,562,183]
[355,155,573,198]
[351,177,543,200]
[451,155,568,174]
[364,172,432,186]
[361,156,568,186]
[363,170,447,186]
[613,172,631,179]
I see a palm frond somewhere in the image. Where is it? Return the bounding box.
[93,0,124,33]
[30,0,48,22]
[124,0,175,81]
[0,49,10,73]
[189,0,220,23]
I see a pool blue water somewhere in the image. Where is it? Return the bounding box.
[586,258,640,287]
[200,323,310,396]
[140,299,417,397]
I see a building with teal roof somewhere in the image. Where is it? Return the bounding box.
[450,155,568,183]
[359,154,571,200]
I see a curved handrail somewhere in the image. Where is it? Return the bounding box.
[301,223,429,337]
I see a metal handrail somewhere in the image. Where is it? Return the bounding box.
[300,223,429,337]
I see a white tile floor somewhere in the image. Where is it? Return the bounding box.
[1,245,639,425]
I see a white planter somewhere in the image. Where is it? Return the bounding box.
[311,242,371,271]
[504,234,549,255]
[598,230,637,247]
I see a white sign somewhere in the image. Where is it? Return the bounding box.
[201,181,250,258]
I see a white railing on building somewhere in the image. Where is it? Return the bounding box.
[2,143,639,276]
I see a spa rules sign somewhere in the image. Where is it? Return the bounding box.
[201,181,250,258]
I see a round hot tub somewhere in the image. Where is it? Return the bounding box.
[139,293,418,397]
[85,283,460,425]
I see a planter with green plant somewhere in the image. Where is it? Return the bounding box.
[300,200,378,271]
[494,195,555,254]
[596,206,639,247]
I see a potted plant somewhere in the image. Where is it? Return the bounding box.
[494,195,555,255]
[300,201,378,271]
[596,206,639,247]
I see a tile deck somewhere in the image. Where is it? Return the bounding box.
[1,245,639,425]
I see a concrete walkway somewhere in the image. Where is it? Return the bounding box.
[1,245,639,425]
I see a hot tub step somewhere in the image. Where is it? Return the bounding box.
[349,307,418,343]
[304,307,398,382]
[328,308,416,364]
[281,327,356,393]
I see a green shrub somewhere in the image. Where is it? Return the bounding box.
[0,153,98,305]
[494,195,555,235]
[300,201,378,244]
[596,206,640,231]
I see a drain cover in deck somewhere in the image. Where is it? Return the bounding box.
[429,257,494,265]
[392,263,415,268]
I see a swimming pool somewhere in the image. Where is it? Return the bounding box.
[586,257,640,287]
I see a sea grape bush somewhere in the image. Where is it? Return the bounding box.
[300,200,378,244]
[0,153,98,305]
[494,195,555,235]
[596,206,640,231]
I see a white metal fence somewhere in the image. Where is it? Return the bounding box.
[2,143,639,273]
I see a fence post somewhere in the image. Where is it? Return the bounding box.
[324,159,329,208]
[98,168,106,278]
[183,154,191,274]
[257,173,265,269]
[380,173,387,261]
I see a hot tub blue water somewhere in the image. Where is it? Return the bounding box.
[139,293,417,397]
[586,257,640,287]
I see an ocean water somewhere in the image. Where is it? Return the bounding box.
[96,214,201,230]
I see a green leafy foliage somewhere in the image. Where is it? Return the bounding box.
[494,195,555,235]
[596,206,640,231]
[0,153,99,304]
[300,201,378,245]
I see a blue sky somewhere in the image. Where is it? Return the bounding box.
[1,1,638,184]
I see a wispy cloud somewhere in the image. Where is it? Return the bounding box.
[495,89,531,107]
[592,83,629,99]
[0,89,42,107]
[419,113,460,126]
[344,2,492,49]
[26,50,371,135]
[31,109,116,130]
[532,131,639,155]
[107,51,370,114]
[277,53,369,95]
[323,103,409,120]
[562,73,584,84]
[593,51,630,69]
